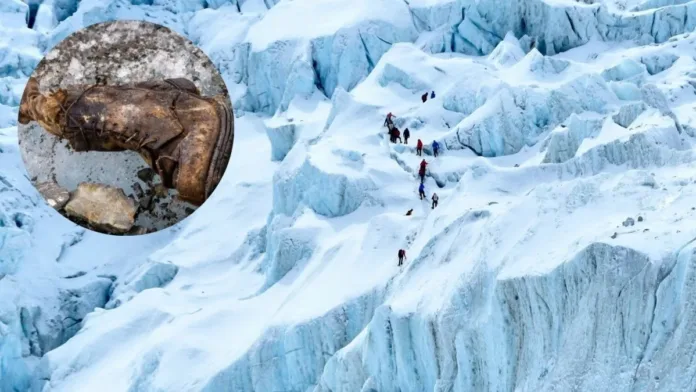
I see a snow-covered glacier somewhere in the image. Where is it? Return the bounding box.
[3,0,696,391]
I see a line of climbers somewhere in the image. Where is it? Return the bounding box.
[385,105,443,268]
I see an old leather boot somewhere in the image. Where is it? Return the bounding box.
[19,77,233,206]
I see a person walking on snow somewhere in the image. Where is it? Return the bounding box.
[416,139,423,156]
[420,159,428,171]
[418,165,426,183]
[419,182,426,200]
[403,128,410,144]
[421,92,428,103]
[384,112,395,129]
[398,249,407,266]
[431,193,439,209]
[394,128,402,143]
[389,127,397,143]
[431,91,436,99]
[432,140,440,157]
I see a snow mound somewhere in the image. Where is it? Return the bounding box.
[105,260,179,310]
[488,32,526,68]
[273,145,380,218]
[514,48,571,75]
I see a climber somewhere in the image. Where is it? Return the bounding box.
[432,140,440,157]
[431,91,436,99]
[431,192,439,209]
[418,165,426,183]
[406,208,414,216]
[421,92,428,103]
[419,182,426,200]
[384,112,395,129]
[420,159,428,171]
[416,139,423,156]
[398,249,407,266]
[388,127,396,143]
[403,128,410,144]
[394,127,402,143]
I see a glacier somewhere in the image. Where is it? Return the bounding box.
[2,0,696,391]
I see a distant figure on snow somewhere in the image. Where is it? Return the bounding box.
[416,139,423,156]
[403,128,410,144]
[432,140,440,157]
[398,249,407,266]
[406,208,414,216]
[384,112,395,129]
[431,193,439,209]
[418,165,426,183]
[394,128,402,143]
[420,159,428,171]
[389,127,396,143]
[419,182,426,200]
[421,92,428,103]
[430,91,436,99]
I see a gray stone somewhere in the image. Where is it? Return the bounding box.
[137,168,155,183]
[64,183,137,234]
[36,181,70,210]
[139,195,152,210]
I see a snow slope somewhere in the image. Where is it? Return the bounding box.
[2,0,696,391]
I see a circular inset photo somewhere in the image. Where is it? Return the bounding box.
[18,20,234,236]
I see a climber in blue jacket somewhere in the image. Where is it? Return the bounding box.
[432,140,440,157]
[418,182,426,200]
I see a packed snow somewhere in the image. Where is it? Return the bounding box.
[2,0,696,391]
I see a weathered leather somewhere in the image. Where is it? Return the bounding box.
[19,77,233,206]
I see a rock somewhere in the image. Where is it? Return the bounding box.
[637,216,644,222]
[611,232,618,239]
[139,196,152,210]
[64,183,137,234]
[35,182,70,210]
[137,168,155,183]
[129,226,148,235]
[184,207,195,215]
[132,182,144,198]
[622,217,635,227]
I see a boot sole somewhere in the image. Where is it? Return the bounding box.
[204,97,234,200]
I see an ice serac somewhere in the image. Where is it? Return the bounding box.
[488,32,525,67]
[202,289,385,392]
[445,73,616,157]
[266,123,298,161]
[314,241,696,391]
[542,113,605,164]
[272,145,380,219]
[20,277,112,357]
[0,211,32,276]
[105,260,179,310]
[244,0,418,115]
